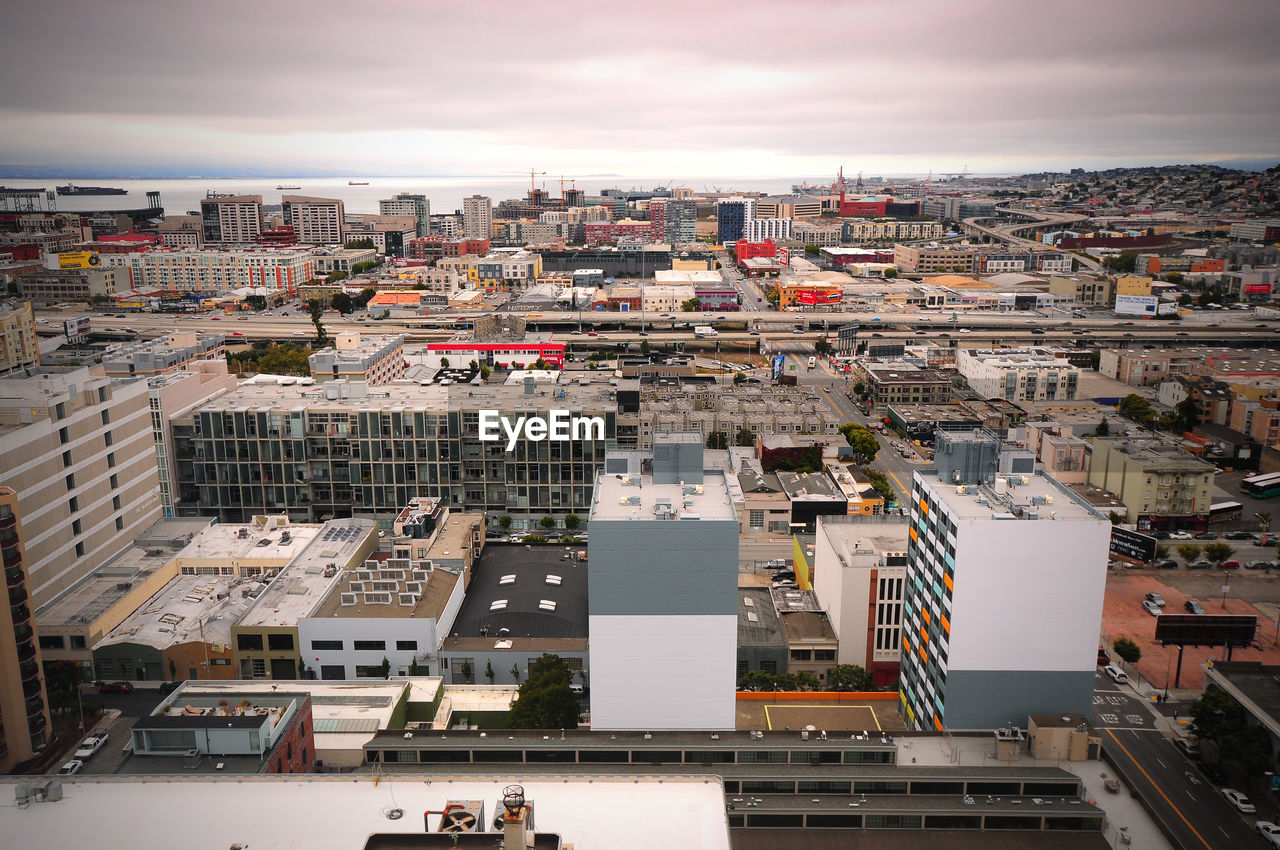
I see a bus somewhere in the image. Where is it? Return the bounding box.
[1208,501,1244,524]
[1242,471,1280,499]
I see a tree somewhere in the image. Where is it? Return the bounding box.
[325,270,349,283]
[1104,250,1138,273]
[1174,398,1200,431]
[344,238,376,250]
[257,344,312,376]
[852,381,866,397]
[839,423,880,465]
[705,430,728,449]
[539,515,556,530]
[1176,543,1203,563]
[439,357,450,368]
[1203,542,1234,564]
[510,663,522,684]
[354,287,377,309]
[1177,293,1193,306]
[814,339,833,356]
[1095,416,1110,436]
[1107,510,1127,525]
[43,659,84,715]
[1155,543,1171,560]
[244,294,267,311]
[1256,511,1272,546]
[1118,393,1156,428]
[882,267,898,279]
[307,298,328,345]
[733,371,746,385]
[735,426,756,447]
[1166,272,1184,285]
[827,664,875,691]
[459,660,473,682]
[680,298,701,312]
[639,339,650,355]
[351,260,381,275]
[791,671,821,690]
[330,292,353,314]
[409,656,422,676]
[1112,637,1142,664]
[862,467,895,500]
[564,513,581,531]
[497,514,513,530]
[803,244,820,256]
[1191,686,1275,777]
[379,656,391,679]
[485,659,495,684]
[480,364,491,380]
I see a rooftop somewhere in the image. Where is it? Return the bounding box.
[775,470,843,502]
[311,560,460,620]
[175,515,318,566]
[919,472,1105,523]
[738,587,785,647]
[450,544,588,640]
[591,468,735,521]
[95,571,255,651]
[815,515,912,561]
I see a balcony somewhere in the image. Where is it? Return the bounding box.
[27,713,46,733]
[0,512,15,530]
[22,677,41,699]
[10,604,30,626]
[3,548,21,568]
[18,660,38,682]
[6,566,24,588]
[16,641,35,663]
[25,695,44,718]
[8,585,27,607]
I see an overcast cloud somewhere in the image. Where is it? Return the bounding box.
[2,0,1277,176]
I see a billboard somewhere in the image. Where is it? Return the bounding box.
[1109,526,1156,562]
[798,289,843,305]
[1155,614,1257,647]
[58,251,101,269]
[778,248,790,267]
[772,353,786,380]
[64,316,90,340]
[1114,294,1158,316]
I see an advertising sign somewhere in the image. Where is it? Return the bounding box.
[64,316,91,340]
[778,247,790,266]
[1114,294,1158,316]
[1109,526,1156,562]
[772,353,786,380]
[58,251,100,269]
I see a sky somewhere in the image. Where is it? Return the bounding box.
[2,0,1278,178]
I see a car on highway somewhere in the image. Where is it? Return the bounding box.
[1257,821,1280,847]
[1144,591,1166,608]
[231,331,243,336]
[74,733,109,759]
[57,760,84,775]
[957,328,970,334]
[560,314,572,320]
[292,331,308,336]
[98,681,133,694]
[1222,788,1256,813]
[1185,599,1207,615]
[1141,599,1161,616]
[1177,331,1190,336]
[209,316,220,321]
[1030,328,1045,335]
[587,331,598,336]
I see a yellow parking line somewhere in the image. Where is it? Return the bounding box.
[1103,728,1212,850]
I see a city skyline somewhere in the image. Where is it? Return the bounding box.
[2,0,1278,178]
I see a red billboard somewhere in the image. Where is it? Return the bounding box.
[798,289,843,305]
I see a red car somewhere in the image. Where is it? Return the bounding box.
[98,681,134,694]
[1219,560,1241,570]
[231,331,243,336]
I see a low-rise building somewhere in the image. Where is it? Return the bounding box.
[1047,275,1114,307]
[850,359,952,409]
[776,470,847,533]
[0,300,39,373]
[1088,437,1216,529]
[17,267,128,302]
[772,588,840,685]
[1156,375,1232,426]
[100,331,226,378]
[956,347,1080,402]
[640,383,839,449]
[307,331,405,385]
[312,246,376,274]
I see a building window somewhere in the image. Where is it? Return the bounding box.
[59,426,69,445]
[267,633,294,651]
[353,640,386,651]
[75,542,85,557]
[65,473,75,491]
[104,432,113,447]
[70,635,87,649]
[39,635,66,650]
[252,658,267,677]
[237,634,264,651]
[101,410,110,426]
[748,510,764,530]
[112,495,121,510]
[107,452,116,468]
[396,640,418,651]
[311,640,343,651]
[355,665,385,677]
[62,450,73,467]
[72,519,82,535]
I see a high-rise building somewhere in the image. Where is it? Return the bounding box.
[281,195,345,245]
[379,193,431,237]
[743,218,792,242]
[145,361,238,517]
[899,431,1110,731]
[462,195,493,240]
[0,367,162,607]
[661,199,697,243]
[716,199,755,243]
[0,300,40,373]
[588,435,738,730]
[199,194,264,244]
[0,487,51,771]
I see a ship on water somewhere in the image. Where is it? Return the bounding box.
[276,184,301,190]
[57,184,128,196]
[348,180,369,185]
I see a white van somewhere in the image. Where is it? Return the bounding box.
[1104,664,1128,684]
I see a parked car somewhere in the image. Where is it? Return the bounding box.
[1168,530,1193,540]
[1142,599,1162,616]
[1222,788,1256,813]
[1257,821,1280,848]
[74,733,109,759]
[1172,737,1201,757]
[1155,559,1179,570]
[1225,530,1254,541]
[1104,664,1129,684]
[1194,531,1218,540]
[1144,592,1166,608]
[1150,530,1170,540]
[159,680,182,695]
[1195,760,1226,784]
[1246,560,1275,571]
[1097,646,1110,666]
[770,570,796,582]
[1185,599,1207,615]
[98,681,133,694]
[57,760,84,775]
[1187,560,1213,570]
[1218,560,1241,570]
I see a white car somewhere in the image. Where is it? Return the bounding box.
[560,314,572,320]
[1257,821,1280,847]
[74,733,108,759]
[57,760,84,775]
[1142,599,1162,616]
[1223,788,1256,813]
[1168,530,1193,540]
[291,330,308,336]
[957,328,971,334]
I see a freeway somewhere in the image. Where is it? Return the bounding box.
[963,205,1104,272]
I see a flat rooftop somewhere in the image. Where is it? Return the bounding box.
[815,516,911,557]
[175,515,319,565]
[237,519,376,628]
[311,560,460,620]
[919,473,1105,523]
[591,469,735,521]
[450,544,588,640]
[0,778,731,850]
[95,572,255,650]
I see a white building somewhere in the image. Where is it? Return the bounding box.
[956,347,1080,402]
[588,436,739,730]
[105,248,316,294]
[641,284,697,312]
[199,194,263,244]
[462,194,493,240]
[378,193,430,237]
[743,218,792,242]
[282,195,345,245]
[899,433,1111,731]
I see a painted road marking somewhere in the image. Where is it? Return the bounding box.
[1104,728,1212,850]
[1099,713,1120,724]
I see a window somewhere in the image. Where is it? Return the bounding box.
[353,640,386,651]
[748,510,764,529]
[110,474,119,489]
[75,542,85,557]
[72,519,82,535]
[65,473,76,491]
[104,432,113,447]
[237,633,264,651]
[59,426,69,445]
[68,497,78,513]
[39,635,66,650]
[311,640,343,651]
[396,640,418,651]
[107,452,116,468]
[62,450,72,467]
[101,410,110,426]
[112,495,121,511]
[251,658,266,677]
[355,665,385,677]
[69,635,87,649]
[267,633,294,651]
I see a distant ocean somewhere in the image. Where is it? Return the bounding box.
[0,175,868,217]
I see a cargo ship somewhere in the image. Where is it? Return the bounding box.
[348,180,369,185]
[276,184,301,190]
[56,184,128,196]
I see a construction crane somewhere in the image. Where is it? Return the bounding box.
[558,175,578,199]
[502,168,547,194]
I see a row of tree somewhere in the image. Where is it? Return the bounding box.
[740,664,879,692]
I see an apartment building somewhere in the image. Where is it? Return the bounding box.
[956,348,1080,402]
[306,332,405,385]
[1022,423,1091,485]
[640,284,696,312]
[842,219,944,242]
[312,247,377,275]
[174,378,619,524]
[1229,220,1280,242]
[1047,275,1115,307]
[281,195,344,245]
[473,250,542,290]
[17,267,128,303]
[109,248,315,294]
[652,198,696,243]
[155,214,204,249]
[849,359,952,409]
[147,361,238,517]
[378,193,430,237]
[100,331,226,378]
[743,218,792,242]
[790,222,843,247]
[584,219,653,246]
[716,198,756,243]
[341,214,417,257]
[899,432,1110,730]
[639,383,839,450]
[0,488,52,771]
[589,436,739,730]
[0,367,161,607]
[893,244,1070,274]
[754,195,822,219]
[1088,438,1216,528]
[893,244,979,273]
[1229,396,1280,449]
[462,195,492,240]
[0,301,39,373]
[1156,375,1232,427]
[200,195,264,244]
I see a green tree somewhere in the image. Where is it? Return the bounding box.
[351,260,381,274]
[814,339,833,356]
[439,357,450,368]
[307,298,328,345]
[510,663,522,684]
[680,298,701,312]
[485,659,495,684]
[354,287,377,309]
[379,656,391,679]
[1165,272,1184,285]
[459,660,473,682]
[43,659,84,715]
[498,515,513,529]
[735,426,756,447]
[1119,393,1156,427]
[1191,686,1275,777]
[839,423,880,464]
[639,339,650,355]
[1255,511,1272,546]
[791,671,821,690]
[539,515,556,530]
[1104,250,1138,273]
[257,344,312,376]
[1203,542,1234,564]
[1112,637,1142,664]
[1155,543,1171,560]
[1095,416,1110,436]
[882,267,898,279]
[1107,510,1127,525]
[507,654,580,729]
[705,430,728,449]
[827,664,875,691]
[480,364,491,380]
[409,656,422,676]
[325,270,349,283]
[803,244,820,256]
[861,467,894,500]
[852,381,866,397]
[344,238,375,250]
[244,294,267,311]
[1176,543,1203,563]
[733,371,746,384]
[1177,293,1193,306]
[330,292,353,314]
[563,513,581,531]
[1174,398,1200,431]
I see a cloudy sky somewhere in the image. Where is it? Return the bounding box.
[2,0,1278,177]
